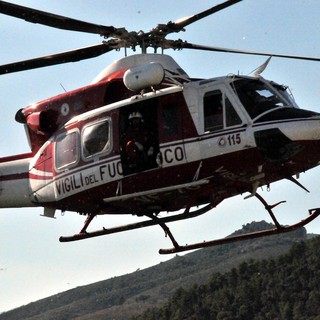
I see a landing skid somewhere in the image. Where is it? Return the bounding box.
[59,194,320,255]
[159,209,320,254]
[59,203,215,243]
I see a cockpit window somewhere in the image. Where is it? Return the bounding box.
[273,83,299,108]
[233,79,289,120]
[82,119,111,158]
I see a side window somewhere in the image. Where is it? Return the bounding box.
[162,103,179,137]
[82,119,111,158]
[225,97,242,127]
[204,91,242,132]
[204,91,223,132]
[55,131,79,169]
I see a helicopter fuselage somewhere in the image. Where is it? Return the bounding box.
[1,56,320,220]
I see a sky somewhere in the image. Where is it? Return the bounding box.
[0,0,320,313]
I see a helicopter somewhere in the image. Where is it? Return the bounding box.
[0,0,320,255]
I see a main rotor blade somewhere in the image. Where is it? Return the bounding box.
[149,0,242,38]
[171,0,242,31]
[0,1,120,37]
[0,43,114,75]
[179,42,320,62]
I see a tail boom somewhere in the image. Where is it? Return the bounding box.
[0,153,35,208]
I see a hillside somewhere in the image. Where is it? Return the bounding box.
[133,236,320,319]
[0,221,309,320]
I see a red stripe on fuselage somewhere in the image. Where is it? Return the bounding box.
[0,152,33,163]
[0,172,29,181]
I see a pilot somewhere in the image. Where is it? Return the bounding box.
[122,111,156,172]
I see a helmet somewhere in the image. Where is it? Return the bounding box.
[129,111,143,120]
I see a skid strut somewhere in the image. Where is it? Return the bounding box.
[59,194,320,255]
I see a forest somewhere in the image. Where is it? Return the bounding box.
[133,237,320,320]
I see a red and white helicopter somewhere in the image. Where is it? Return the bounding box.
[0,0,320,254]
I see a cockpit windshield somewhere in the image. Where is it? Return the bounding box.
[232,78,296,120]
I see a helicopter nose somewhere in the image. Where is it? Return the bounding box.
[254,128,302,162]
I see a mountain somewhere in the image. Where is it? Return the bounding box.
[0,221,310,320]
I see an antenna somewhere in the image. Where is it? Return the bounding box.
[60,83,67,93]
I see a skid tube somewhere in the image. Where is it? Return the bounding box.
[159,191,320,254]
[59,194,320,255]
[59,203,216,243]
[159,208,320,254]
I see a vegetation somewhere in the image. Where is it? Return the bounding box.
[133,237,320,320]
[0,221,314,320]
